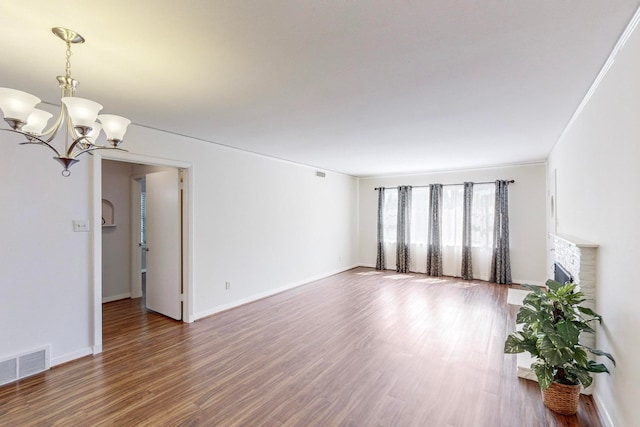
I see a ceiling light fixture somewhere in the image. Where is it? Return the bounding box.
[0,27,130,176]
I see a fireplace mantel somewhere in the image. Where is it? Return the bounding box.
[551,233,599,248]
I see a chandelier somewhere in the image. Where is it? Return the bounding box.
[0,27,130,176]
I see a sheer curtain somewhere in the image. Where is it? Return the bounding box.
[376,188,385,270]
[382,189,398,270]
[409,188,428,272]
[470,184,495,280]
[441,186,462,276]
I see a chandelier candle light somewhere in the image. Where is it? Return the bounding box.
[0,27,131,176]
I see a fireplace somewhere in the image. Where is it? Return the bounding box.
[554,262,573,285]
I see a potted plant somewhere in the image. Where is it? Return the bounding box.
[504,279,615,415]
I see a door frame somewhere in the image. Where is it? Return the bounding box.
[130,174,145,299]
[91,151,194,355]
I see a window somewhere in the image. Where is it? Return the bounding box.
[470,184,495,248]
[410,187,429,244]
[440,184,494,249]
[382,189,398,242]
[442,186,463,247]
[383,187,429,244]
[379,183,495,279]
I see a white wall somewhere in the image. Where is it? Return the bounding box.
[125,127,359,319]
[101,160,132,302]
[358,163,547,285]
[0,141,93,366]
[547,12,640,427]
[0,124,359,365]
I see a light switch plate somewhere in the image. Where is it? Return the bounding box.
[73,219,90,232]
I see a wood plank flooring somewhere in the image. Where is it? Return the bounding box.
[0,268,602,426]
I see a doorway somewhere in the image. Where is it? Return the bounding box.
[102,163,183,317]
[92,152,193,355]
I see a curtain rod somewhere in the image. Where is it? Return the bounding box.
[374,180,514,191]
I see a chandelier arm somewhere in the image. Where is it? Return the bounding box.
[65,136,92,157]
[67,111,82,141]
[35,80,73,143]
[39,74,78,143]
[1,128,63,157]
[39,105,66,143]
[71,145,127,158]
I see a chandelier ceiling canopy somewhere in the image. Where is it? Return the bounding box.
[0,27,131,176]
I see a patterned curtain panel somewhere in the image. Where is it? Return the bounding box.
[376,188,386,270]
[490,180,512,284]
[396,185,412,273]
[461,182,474,280]
[426,184,443,276]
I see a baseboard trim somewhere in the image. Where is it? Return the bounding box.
[593,391,614,427]
[102,293,131,303]
[194,265,359,321]
[358,264,543,286]
[51,347,93,367]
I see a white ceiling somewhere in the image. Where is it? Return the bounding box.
[1,1,639,176]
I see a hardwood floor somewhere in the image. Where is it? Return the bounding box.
[0,268,602,426]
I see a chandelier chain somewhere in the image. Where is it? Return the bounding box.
[65,42,72,78]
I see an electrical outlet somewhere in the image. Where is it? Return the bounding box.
[225,281,231,290]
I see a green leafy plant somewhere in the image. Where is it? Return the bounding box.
[504,280,615,390]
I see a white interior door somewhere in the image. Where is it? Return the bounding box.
[145,169,182,320]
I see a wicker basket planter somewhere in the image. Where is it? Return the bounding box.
[542,382,581,415]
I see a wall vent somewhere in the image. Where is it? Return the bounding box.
[0,346,50,386]
[0,358,17,386]
[315,171,326,178]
